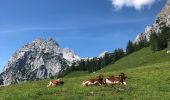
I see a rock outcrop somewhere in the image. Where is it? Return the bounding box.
[98,51,109,58]
[0,38,80,86]
[135,0,170,43]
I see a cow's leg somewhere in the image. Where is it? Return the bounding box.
[123,81,127,85]
[113,81,120,85]
[94,81,101,86]
[106,80,114,86]
[52,83,56,86]
[106,79,113,85]
[88,82,94,86]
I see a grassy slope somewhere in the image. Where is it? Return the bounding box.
[0,47,170,100]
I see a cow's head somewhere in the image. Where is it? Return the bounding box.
[97,74,106,85]
[119,73,127,82]
[59,81,64,85]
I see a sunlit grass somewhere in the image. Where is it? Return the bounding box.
[0,47,170,99]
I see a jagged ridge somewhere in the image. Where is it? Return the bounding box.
[135,0,170,43]
[0,38,80,86]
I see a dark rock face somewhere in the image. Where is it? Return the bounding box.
[135,0,170,43]
[0,38,80,86]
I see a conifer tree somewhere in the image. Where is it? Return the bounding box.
[150,33,158,51]
[126,40,135,55]
[143,36,149,47]
[150,33,167,51]
[159,33,168,50]
[114,48,125,61]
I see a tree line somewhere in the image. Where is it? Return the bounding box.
[71,26,169,73]
[126,26,169,53]
[72,48,125,73]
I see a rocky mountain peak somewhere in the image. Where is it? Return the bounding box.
[47,38,60,47]
[135,0,170,43]
[98,51,109,58]
[32,38,46,43]
[62,48,80,66]
[0,38,80,86]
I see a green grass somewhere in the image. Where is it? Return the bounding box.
[0,47,170,100]
[168,41,170,49]
[102,47,170,73]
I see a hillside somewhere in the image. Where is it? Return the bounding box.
[0,46,170,100]
[103,47,170,73]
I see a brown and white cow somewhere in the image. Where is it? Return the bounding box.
[82,74,105,86]
[47,79,64,87]
[105,73,127,85]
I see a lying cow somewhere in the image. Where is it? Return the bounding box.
[47,79,64,87]
[105,73,127,85]
[82,74,105,86]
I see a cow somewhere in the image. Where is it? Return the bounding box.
[82,74,105,86]
[47,79,64,87]
[105,73,127,86]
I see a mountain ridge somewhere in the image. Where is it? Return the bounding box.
[0,38,80,86]
[135,0,170,43]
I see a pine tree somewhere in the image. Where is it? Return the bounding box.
[150,33,167,51]
[143,36,149,47]
[92,57,98,72]
[114,48,125,61]
[109,52,115,64]
[159,33,168,50]
[150,33,158,51]
[79,59,86,71]
[162,33,168,49]
[98,58,102,69]
[104,52,110,65]
[126,40,135,55]
[161,26,170,40]
[134,43,140,51]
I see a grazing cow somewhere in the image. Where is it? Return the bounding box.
[47,79,64,87]
[82,74,105,86]
[105,73,127,85]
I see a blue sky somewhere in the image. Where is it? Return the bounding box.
[0,0,167,72]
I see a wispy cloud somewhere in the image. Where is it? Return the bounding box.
[101,18,150,25]
[110,0,156,10]
[0,26,75,34]
[0,17,148,34]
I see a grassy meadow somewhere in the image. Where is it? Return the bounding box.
[0,47,170,100]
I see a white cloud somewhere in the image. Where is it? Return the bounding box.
[111,0,156,10]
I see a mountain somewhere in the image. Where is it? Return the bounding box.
[62,48,81,66]
[135,0,170,43]
[98,51,109,58]
[0,38,80,86]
